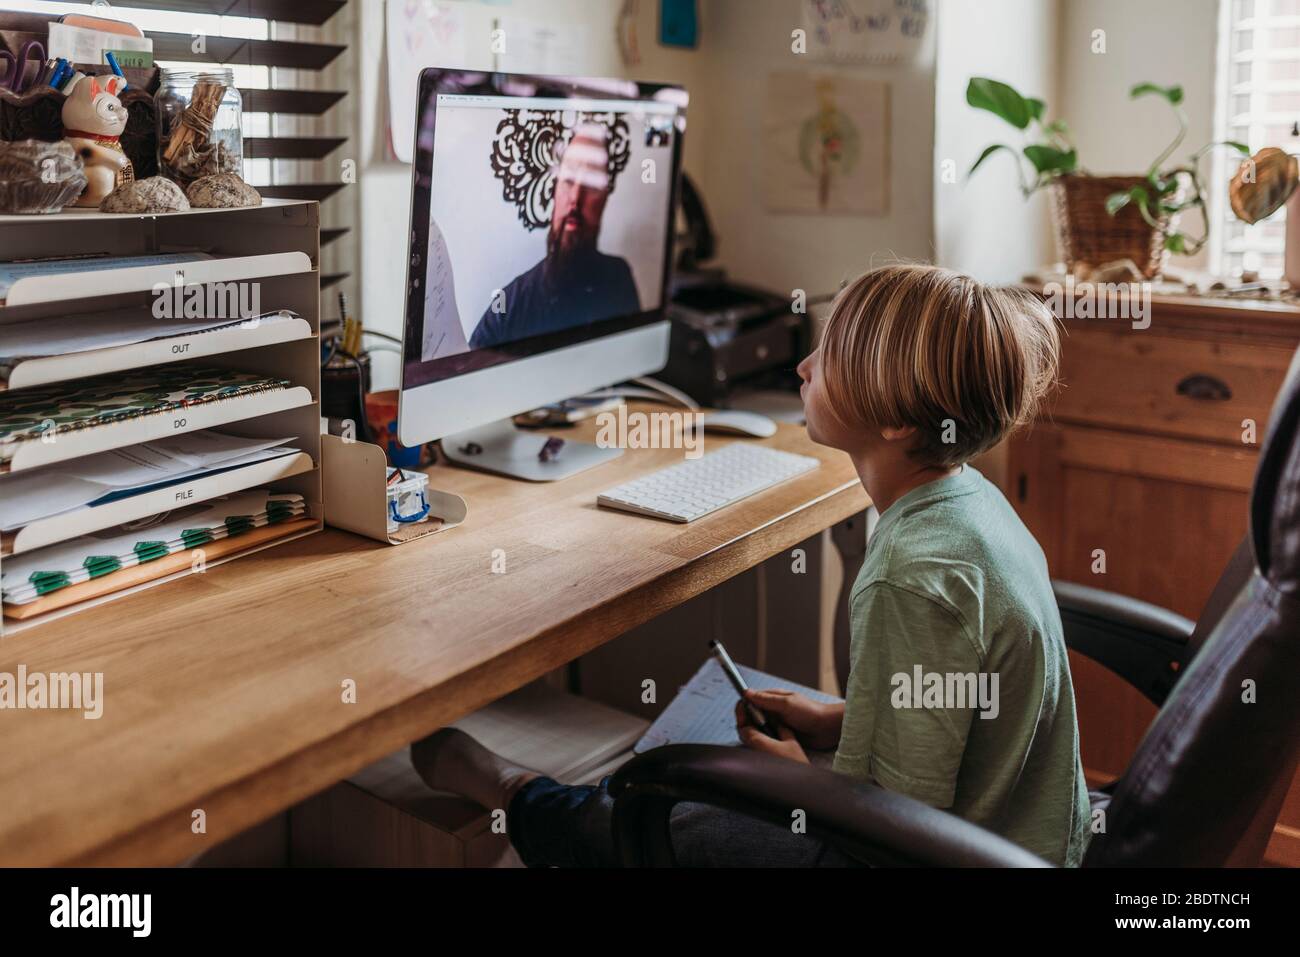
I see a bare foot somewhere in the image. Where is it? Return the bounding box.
[410,728,541,811]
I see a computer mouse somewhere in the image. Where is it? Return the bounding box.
[699,410,778,438]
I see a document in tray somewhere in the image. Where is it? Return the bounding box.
[0,253,211,303]
[634,657,843,753]
[0,364,290,463]
[0,309,300,383]
[2,490,306,606]
[0,432,298,531]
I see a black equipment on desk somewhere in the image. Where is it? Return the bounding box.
[660,278,811,406]
[662,175,814,405]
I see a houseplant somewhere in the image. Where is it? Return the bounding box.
[966,77,1249,277]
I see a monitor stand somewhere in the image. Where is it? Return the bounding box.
[441,418,623,482]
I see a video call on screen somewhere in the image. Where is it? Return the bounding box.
[420,95,677,364]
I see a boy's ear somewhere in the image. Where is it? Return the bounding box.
[879,424,917,443]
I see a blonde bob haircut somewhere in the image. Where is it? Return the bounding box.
[819,264,1061,468]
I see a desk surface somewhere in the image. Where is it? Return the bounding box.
[0,405,868,865]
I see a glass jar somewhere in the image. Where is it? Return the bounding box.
[155,68,242,188]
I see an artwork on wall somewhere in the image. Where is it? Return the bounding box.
[386,0,469,163]
[801,0,930,63]
[761,72,889,216]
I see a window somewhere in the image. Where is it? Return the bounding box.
[1213,0,1300,278]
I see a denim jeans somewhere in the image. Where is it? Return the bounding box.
[506,775,859,868]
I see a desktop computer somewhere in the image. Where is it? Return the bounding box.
[398,69,689,481]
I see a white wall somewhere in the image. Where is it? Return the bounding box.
[933,0,1060,283]
[1057,0,1220,270]
[698,0,936,296]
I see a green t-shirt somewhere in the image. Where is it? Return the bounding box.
[832,466,1090,867]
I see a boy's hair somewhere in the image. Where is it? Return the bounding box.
[820,264,1060,468]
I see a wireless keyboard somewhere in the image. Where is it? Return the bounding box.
[597,443,821,523]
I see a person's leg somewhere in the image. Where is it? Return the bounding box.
[412,729,857,867]
[410,728,620,867]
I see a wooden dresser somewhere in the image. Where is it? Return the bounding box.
[1006,295,1300,866]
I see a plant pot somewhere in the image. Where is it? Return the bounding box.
[1050,173,1173,278]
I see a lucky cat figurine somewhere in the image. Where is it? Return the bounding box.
[61,73,133,208]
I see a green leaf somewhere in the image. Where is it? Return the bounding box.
[1105,191,1132,215]
[1107,186,1150,216]
[1131,82,1184,105]
[1224,140,1251,154]
[1023,145,1077,175]
[1025,97,1046,122]
[968,143,1017,177]
[1043,119,1069,136]
[1164,232,1188,253]
[966,77,1031,129]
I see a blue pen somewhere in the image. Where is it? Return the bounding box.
[105,50,127,88]
[48,58,68,89]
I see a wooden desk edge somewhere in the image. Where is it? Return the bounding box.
[67,478,869,866]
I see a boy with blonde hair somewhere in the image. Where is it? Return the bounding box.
[414,263,1091,867]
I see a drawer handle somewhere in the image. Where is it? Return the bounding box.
[1175,373,1232,401]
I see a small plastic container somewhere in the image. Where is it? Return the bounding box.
[386,468,431,533]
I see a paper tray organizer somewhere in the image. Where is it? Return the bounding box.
[322,435,467,545]
[0,201,326,637]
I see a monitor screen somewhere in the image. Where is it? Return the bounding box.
[402,70,688,392]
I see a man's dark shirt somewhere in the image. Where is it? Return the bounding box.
[470,251,641,349]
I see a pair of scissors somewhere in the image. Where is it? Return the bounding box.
[0,40,47,94]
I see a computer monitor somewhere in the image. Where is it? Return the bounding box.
[399,69,688,481]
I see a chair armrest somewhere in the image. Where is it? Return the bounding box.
[609,744,1052,867]
[1053,579,1194,705]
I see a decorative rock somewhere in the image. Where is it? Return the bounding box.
[100,176,190,214]
[0,139,87,214]
[186,172,261,209]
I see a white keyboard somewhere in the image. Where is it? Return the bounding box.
[597,443,821,523]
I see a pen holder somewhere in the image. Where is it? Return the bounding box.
[321,435,467,546]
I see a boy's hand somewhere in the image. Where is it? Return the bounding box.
[735,699,809,764]
[743,689,844,751]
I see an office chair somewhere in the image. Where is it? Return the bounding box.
[609,346,1300,867]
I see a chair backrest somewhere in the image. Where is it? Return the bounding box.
[1085,345,1300,867]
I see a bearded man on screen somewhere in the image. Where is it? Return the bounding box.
[470,123,641,349]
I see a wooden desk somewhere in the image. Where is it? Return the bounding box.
[0,406,867,865]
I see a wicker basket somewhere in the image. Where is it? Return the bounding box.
[1050,173,1173,278]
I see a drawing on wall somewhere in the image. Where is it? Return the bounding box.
[801,0,930,63]
[386,0,468,163]
[762,72,889,216]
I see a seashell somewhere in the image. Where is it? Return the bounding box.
[1230,147,1299,224]
[0,139,87,214]
[185,172,261,209]
[100,176,190,214]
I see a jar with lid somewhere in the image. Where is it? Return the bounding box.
[155,68,242,188]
